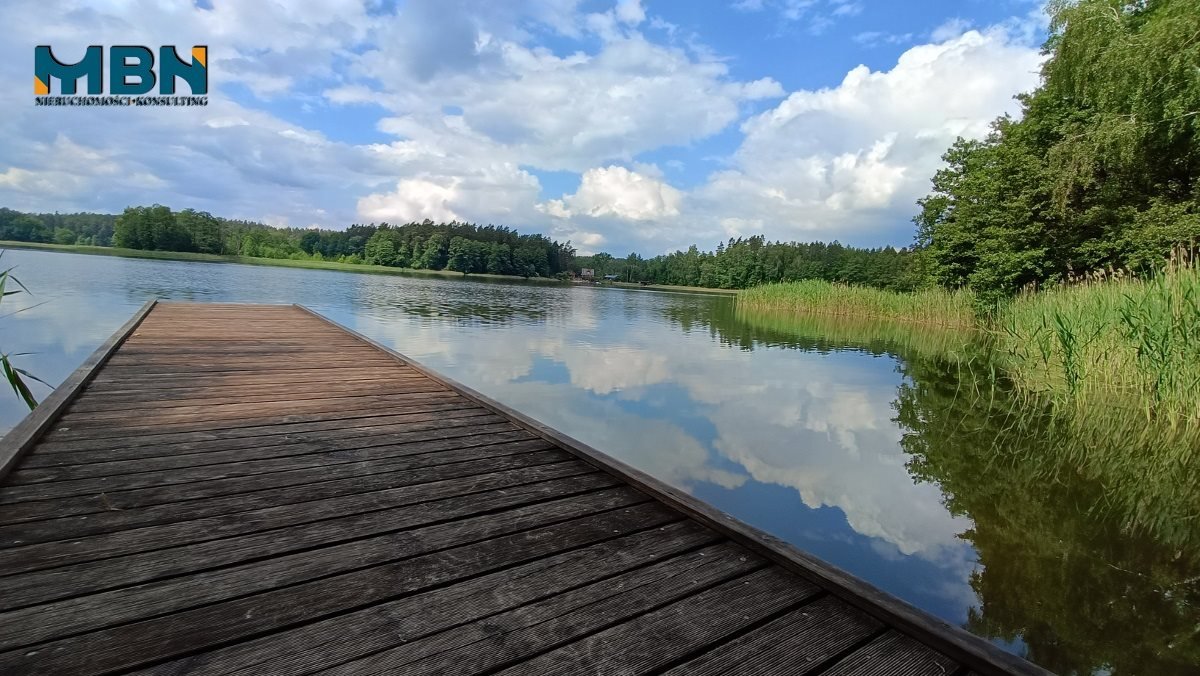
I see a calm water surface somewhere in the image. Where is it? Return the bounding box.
[3,249,1196,675]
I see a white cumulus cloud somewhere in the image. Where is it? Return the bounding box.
[540,166,683,222]
[683,25,1045,250]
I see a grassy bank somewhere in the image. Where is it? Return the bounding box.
[997,253,1200,422]
[732,307,978,360]
[737,259,1200,423]
[737,278,976,328]
[0,241,570,285]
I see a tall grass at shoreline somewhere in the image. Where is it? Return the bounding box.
[997,251,1200,422]
[734,280,1200,546]
[737,279,976,328]
[737,254,1200,423]
[731,307,979,360]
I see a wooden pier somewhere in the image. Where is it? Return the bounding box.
[0,302,1046,675]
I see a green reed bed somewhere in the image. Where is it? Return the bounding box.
[997,253,1200,423]
[738,255,1200,424]
[732,306,980,360]
[737,279,977,328]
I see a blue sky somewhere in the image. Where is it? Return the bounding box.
[1,0,1046,255]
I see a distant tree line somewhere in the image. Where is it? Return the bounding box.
[576,238,922,291]
[0,201,918,290]
[0,208,116,246]
[358,222,575,278]
[0,204,577,280]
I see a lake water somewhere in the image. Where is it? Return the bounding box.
[3,248,1196,675]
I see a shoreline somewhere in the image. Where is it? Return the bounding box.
[0,241,570,285]
[0,241,740,295]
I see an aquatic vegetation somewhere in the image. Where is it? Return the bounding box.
[736,279,976,328]
[997,250,1200,422]
[739,251,1200,424]
[0,255,45,409]
[729,305,978,360]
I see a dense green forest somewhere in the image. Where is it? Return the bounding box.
[0,205,577,280]
[917,0,1200,306]
[575,239,921,291]
[107,205,576,278]
[0,208,116,246]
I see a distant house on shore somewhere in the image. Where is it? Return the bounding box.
[603,274,619,281]
[580,268,595,279]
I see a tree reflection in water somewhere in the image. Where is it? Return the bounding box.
[679,302,1200,675]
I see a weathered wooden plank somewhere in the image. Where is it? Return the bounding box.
[105,348,383,359]
[85,368,409,389]
[133,521,719,676]
[112,349,370,357]
[152,301,294,308]
[57,387,455,425]
[0,300,155,482]
[325,543,767,676]
[114,336,365,344]
[32,399,476,455]
[21,406,492,468]
[85,367,408,384]
[0,502,681,674]
[0,460,594,577]
[820,631,961,676]
[64,379,436,413]
[44,394,470,442]
[2,415,508,494]
[490,566,818,676]
[110,348,378,356]
[661,595,884,676]
[82,371,415,392]
[107,349,371,360]
[53,389,453,430]
[0,487,653,650]
[0,471,615,611]
[69,377,433,408]
[96,361,403,376]
[7,410,499,484]
[11,408,496,478]
[44,390,464,439]
[0,418,526,504]
[0,441,560,526]
[90,359,403,377]
[0,442,566,545]
[103,354,387,365]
